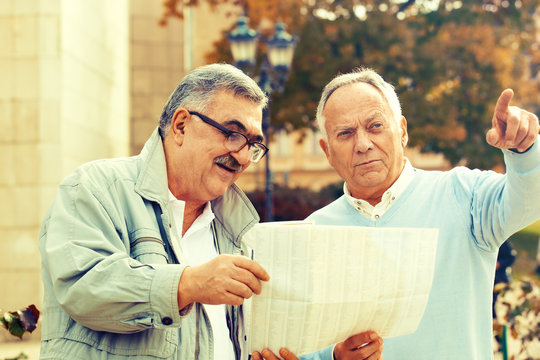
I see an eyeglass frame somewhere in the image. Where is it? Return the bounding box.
[188,111,269,163]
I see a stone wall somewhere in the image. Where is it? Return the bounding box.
[0,0,129,342]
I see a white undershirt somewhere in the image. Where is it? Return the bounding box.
[344,159,415,220]
[168,191,236,360]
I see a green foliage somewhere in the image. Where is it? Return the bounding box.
[206,0,539,169]
[0,305,40,340]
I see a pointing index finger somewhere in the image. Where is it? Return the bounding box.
[493,89,514,124]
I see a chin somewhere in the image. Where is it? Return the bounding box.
[206,183,232,201]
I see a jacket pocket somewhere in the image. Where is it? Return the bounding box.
[130,236,169,264]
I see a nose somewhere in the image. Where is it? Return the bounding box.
[230,144,251,165]
[354,131,374,153]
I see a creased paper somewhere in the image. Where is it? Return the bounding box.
[243,222,438,356]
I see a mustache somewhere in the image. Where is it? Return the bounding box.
[214,155,242,172]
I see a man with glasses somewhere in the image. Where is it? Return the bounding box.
[39,63,381,360]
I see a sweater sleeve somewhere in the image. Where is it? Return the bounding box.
[468,135,540,251]
[40,180,186,333]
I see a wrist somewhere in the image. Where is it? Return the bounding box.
[177,266,194,310]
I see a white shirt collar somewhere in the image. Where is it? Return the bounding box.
[168,190,215,239]
[344,159,414,220]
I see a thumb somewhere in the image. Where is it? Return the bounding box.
[486,127,501,147]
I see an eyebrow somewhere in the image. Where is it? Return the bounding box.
[332,124,356,133]
[223,119,264,143]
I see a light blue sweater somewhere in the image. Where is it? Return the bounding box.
[304,139,540,360]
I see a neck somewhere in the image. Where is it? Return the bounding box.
[181,201,206,236]
[354,190,385,207]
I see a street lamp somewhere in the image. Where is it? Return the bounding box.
[228,16,297,222]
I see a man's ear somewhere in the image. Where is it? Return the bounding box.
[170,109,190,145]
[399,116,408,148]
[319,138,330,160]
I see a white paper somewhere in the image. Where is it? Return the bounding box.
[243,222,438,356]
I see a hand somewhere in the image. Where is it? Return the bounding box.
[177,254,269,309]
[334,331,383,360]
[252,348,299,360]
[486,89,539,153]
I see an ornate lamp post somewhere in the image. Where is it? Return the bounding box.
[228,17,297,222]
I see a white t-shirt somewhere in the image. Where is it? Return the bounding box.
[168,191,236,360]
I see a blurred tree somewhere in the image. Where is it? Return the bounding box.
[162,0,539,169]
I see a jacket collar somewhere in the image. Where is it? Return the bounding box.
[211,183,260,246]
[135,128,170,206]
[135,128,259,245]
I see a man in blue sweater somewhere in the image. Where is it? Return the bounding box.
[305,68,540,360]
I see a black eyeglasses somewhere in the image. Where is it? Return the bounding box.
[188,111,268,163]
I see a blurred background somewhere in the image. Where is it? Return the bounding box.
[1,0,539,358]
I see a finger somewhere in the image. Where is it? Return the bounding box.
[234,256,270,281]
[512,112,530,151]
[232,267,264,294]
[226,279,254,300]
[252,352,263,360]
[352,339,382,359]
[503,106,521,145]
[486,127,502,148]
[260,349,281,360]
[517,113,539,152]
[493,89,514,126]
[366,350,383,360]
[344,331,379,350]
[279,348,300,360]
[223,292,246,306]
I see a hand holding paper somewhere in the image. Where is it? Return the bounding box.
[178,254,269,308]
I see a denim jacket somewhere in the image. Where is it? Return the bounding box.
[39,128,258,359]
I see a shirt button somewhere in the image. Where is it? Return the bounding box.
[162,317,173,325]
[169,223,172,228]
[374,215,380,219]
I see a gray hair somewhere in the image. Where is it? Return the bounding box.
[316,67,402,139]
[159,63,268,137]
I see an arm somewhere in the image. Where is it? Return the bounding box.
[467,90,540,249]
[41,181,185,333]
[42,180,270,333]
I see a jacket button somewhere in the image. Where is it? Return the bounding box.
[162,317,173,325]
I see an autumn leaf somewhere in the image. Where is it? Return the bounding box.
[0,305,40,339]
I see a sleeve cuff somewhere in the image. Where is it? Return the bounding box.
[503,135,540,174]
[149,263,186,328]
